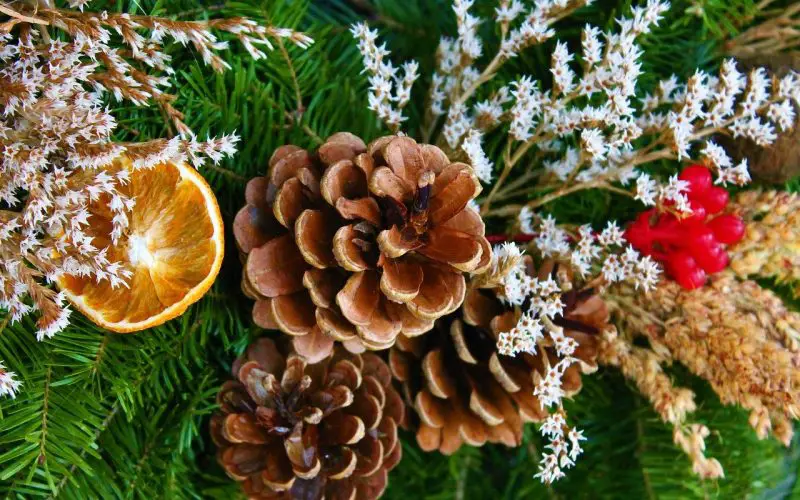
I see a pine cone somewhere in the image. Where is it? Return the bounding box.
[234,133,491,362]
[212,338,405,500]
[389,259,608,454]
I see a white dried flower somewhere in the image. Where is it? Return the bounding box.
[461,129,494,183]
[352,23,419,130]
[0,3,305,335]
[0,361,21,399]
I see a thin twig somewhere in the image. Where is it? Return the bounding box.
[485,178,631,217]
[276,37,304,117]
[204,162,247,181]
[269,42,324,145]
[37,367,51,466]
[480,139,514,215]
[0,4,50,25]
[50,403,120,498]
[455,454,471,500]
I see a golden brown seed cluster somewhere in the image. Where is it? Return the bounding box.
[727,190,800,295]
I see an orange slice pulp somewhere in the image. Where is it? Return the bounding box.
[59,157,224,333]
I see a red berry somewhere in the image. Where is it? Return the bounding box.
[666,250,697,274]
[655,212,680,231]
[682,199,707,223]
[680,165,713,197]
[625,223,652,253]
[684,225,716,251]
[708,214,745,244]
[699,186,729,214]
[692,243,729,274]
[667,251,707,289]
[679,267,708,289]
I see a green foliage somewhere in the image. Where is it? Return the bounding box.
[1,0,799,498]
[384,372,797,500]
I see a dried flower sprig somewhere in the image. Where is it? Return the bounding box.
[486,235,635,483]
[481,242,596,482]
[608,273,800,475]
[350,23,419,131]
[724,2,800,58]
[352,0,800,221]
[0,361,21,399]
[0,2,311,348]
[597,327,724,479]
[727,190,800,295]
[535,412,587,484]
[517,212,661,291]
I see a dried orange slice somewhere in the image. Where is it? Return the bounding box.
[59,157,224,333]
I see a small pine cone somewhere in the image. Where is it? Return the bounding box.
[389,259,609,454]
[212,338,405,500]
[234,133,491,362]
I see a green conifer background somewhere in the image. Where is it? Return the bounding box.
[0,0,798,498]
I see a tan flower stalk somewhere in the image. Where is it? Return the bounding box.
[727,190,800,295]
[612,274,800,449]
[724,1,800,58]
[597,328,723,478]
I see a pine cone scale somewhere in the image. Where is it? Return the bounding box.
[391,257,611,454]
[246,234,307,297]
[295,210,338,268]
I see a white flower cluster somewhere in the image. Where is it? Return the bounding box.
[493,243,581,412]
[700,142,750,186]
[636,62,798,200]
[500,0,593,59]
[0,361,21,399]
[501,0,671,184]
[0,4,308,343]
[633,171,697,215]
[351,23,419,129]
[664,64,788,158]
[435,0,600,149]
[461,130,494,183]
[535,414,587,484]
[354,0,799,208]
[525,215,661,291]
[435,0,670,157]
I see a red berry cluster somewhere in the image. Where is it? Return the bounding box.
[625,165,745,290]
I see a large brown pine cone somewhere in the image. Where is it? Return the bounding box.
[234,133,491,362]
[211,338,405,500]
[389,259,609,454]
